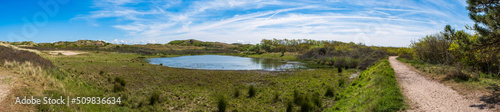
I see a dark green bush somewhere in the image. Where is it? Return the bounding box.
[325,87,334,97]
[293,90,304,105]
[300,101,314,112]
[234,89,240,98]
[150,91,160,105]
[115,77,126,86]
[338,78,345,87]
[248,85,256,98]
[217,96,227,112]
[273,92,280,102]
[113,83,125,92]
[312,92,322,107]
[286,101,294,112]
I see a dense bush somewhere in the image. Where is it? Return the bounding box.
[408,25,499,76]
[298,44,388,69]
[410,34,454,64]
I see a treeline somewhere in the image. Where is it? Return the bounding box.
[248,39,341,53]
[298,43,388,69]
[399,0,500,76]
[248,38,391,69]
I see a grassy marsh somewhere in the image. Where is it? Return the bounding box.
[41,51,355,111]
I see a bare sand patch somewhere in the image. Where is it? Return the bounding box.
[48,51,85,56]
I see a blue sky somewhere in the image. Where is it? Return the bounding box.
[0,0,474,47]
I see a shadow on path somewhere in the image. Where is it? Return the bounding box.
[470,84,499,110]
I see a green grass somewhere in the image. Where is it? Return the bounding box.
[327,59,406,111]
[39,51,356,111]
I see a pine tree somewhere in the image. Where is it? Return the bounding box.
[467,0,500,46]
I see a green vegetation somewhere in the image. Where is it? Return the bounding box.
[299,43,389,69]
[1,38,407,111]
[390,1,500,109]
[8,51,355,111]
[400,0,500,77]
[328,59,406,111]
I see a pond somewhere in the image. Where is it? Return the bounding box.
[147,55,305,71]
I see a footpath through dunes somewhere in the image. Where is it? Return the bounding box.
[0,71,11,103]
[388,56,488,111]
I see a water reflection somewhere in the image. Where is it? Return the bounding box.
[147,55,304,71]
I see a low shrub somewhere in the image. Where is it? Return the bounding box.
[445,63,470,81]
[115,77,126,86]
[234,89,240,98]
[293,90,304,105]
[286,101,294,112]
[273,91,280,102]
[248,85,256,98]
[325,87,334,97]
[113,83,125,92]
[150,91,160,105]
[312,92,322,107]
[217,96,227,112]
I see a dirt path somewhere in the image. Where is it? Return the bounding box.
[388,56,487,112]
[0,70,13,104]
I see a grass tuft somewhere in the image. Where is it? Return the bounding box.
[234,88,240,98]
[115,77,126,86]
[325,86,334,97]
[248,85,256,98]
[150,91,160,105]
[217,95,227,112]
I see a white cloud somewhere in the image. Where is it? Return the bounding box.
[75,0,474,47]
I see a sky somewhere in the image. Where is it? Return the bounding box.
[0,0,475,47]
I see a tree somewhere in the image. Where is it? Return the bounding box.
[467,0,500,46]
[467,0,500,74]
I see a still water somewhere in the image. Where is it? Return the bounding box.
[147,55,305,71]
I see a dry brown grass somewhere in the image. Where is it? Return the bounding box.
[3,61,61,92]
[0,61,62,111]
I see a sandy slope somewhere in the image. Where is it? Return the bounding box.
[388,56,488,112]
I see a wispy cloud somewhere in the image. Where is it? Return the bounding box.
[73,0,474,47]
